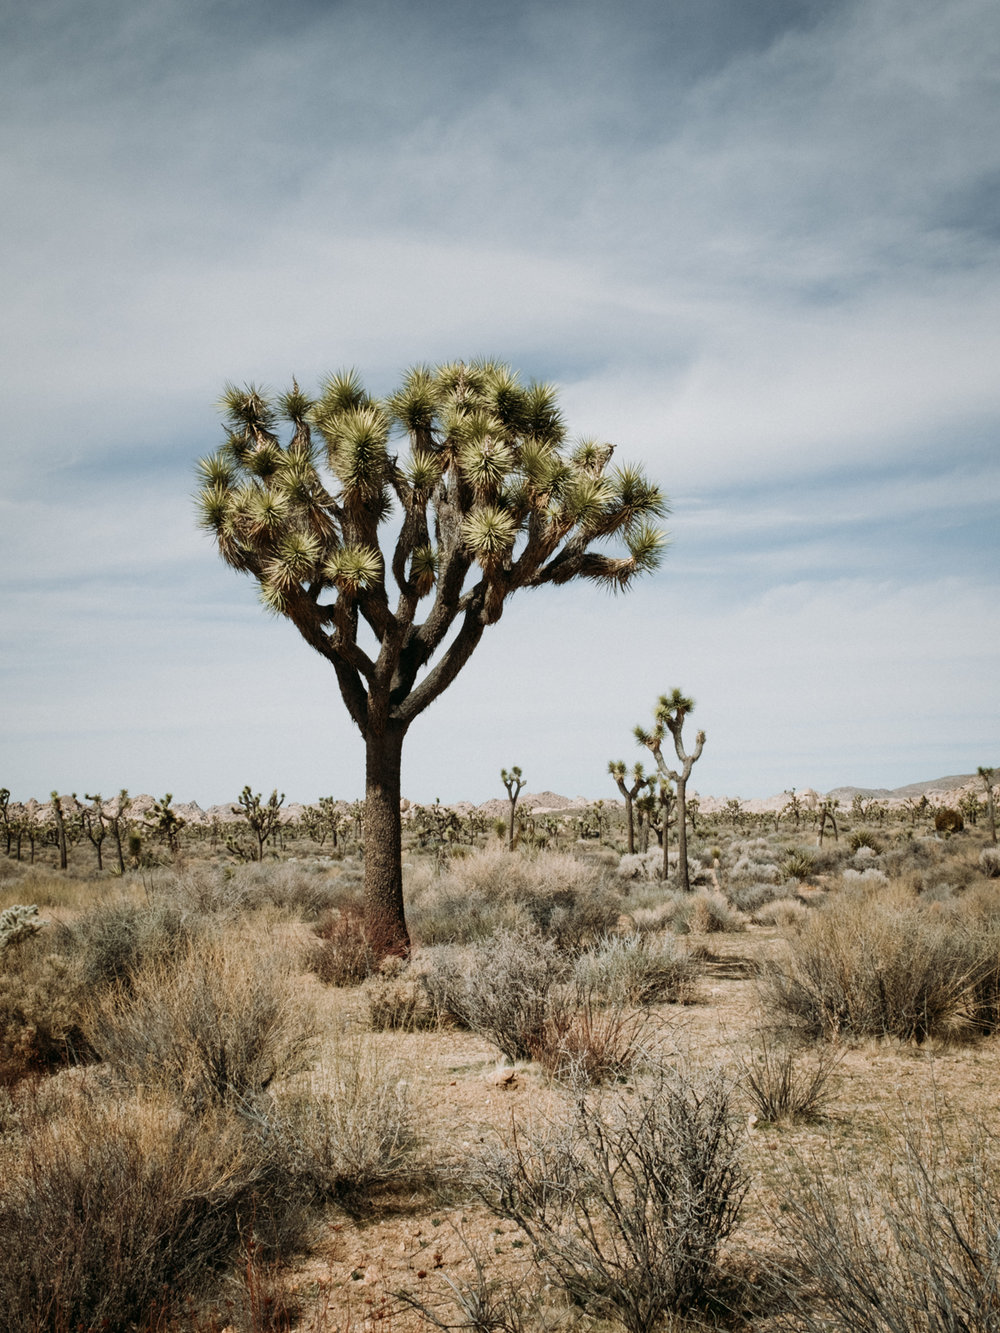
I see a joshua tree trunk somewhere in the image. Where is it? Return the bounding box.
[364,721,409,958]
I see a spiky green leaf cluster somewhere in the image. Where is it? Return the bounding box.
[195,361,667,729]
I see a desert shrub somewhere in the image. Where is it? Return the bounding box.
[755,896,809,929]
[760,890,999,1042]
[271,1037,418,1211]
[408,848,621,953]
[419,929,568,1061]
[223,860,353,919]
[848,829,883,854]
[533,990,656,1085]
[89,935,318,1110]
[0,947,91,1085]
[727,881,784,914]
[738,1031,839,1124]
[573,931,697,1005]
[67,898,199,992]
[782,850,816,882]
[777,1121,1000,1332]
[309,902,377,986]
[407,883,533,945]
[935,807,965,833]
[472,1066,747,1332]
[810,843,850,873]
[678,891,745,934]
[979,846,1000,879]
[0,1085,310,1333]
[363,961,439,1032]
[842,866,888,887]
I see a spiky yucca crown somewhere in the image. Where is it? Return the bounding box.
[197,360,665,608]
[196,360,666,730]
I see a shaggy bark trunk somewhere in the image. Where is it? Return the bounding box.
[363,721,410,958]
[675,776,691,892]
[624,794,635,855]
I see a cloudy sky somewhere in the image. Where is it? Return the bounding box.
[2,0,998,806]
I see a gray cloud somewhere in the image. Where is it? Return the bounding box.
[2,0,998,800]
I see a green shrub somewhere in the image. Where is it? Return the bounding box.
[782,850,817,882]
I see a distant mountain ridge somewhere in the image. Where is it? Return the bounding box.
[825,771,996,802]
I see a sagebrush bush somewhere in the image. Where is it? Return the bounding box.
[472,1066,747,1332]
[309,902,377,986]
[778,1120,1000,1332]
[67,898,199,991]
[573,932,697,1005]
[271,1037,419,1210]
[363,961,439,1032]
[761,887,1000,1042]
[0,1084,311,1333]
[755,896,809,929]
[679,891,745,934]
[980,846,1000,879]
[0,947,91,1085]
[420,930,568,1061]
[407,848,621,952]
[727,881,784,914]
[90,935,318,1109]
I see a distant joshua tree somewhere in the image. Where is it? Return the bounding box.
[608,760,650,855]
[195,362,666,957]
[979,767,998,844]
[501,766,526,852]
[635,690,705,893]
[229,787,285,862]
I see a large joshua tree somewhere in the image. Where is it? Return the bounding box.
[195,360,666,957]
[635,689,705,893]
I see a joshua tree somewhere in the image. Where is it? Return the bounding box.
[50,792,68,870]
[106,790,133,874]
[501,766,526,852]
[608,760,649,855]
[195,361,665,956]
[147,793,185,853]
[635,690,705,893]
[817,798,839,846]
[229,786,285,862]
[780,788,803,831]
[81,793,108,871]
[978,767,997,844]
[0,788,9,856]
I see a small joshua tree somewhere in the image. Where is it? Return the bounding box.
[195,361,665,957]
[636,690,705,893]
[608,760,649,855]
[50,791,68,870]
[81,793,109,871]
[501,766,525,852]
[979,766,998,844]
[147,793,185,853]
[229,786,285,861]
[817,798,840,846]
